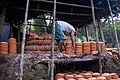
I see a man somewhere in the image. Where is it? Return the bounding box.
[54,20,77,53]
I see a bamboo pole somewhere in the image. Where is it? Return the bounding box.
[98,18,106,53]
[50,0,56,80]
[20,0,30,80]
[107,0,120,59]
[90,0,102,74]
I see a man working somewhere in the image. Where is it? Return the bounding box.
[54,20,77,53]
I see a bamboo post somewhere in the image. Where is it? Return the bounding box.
[50,0,56,80]
[98,18,107,53]
[107,0,120,59]
[90,0,102,74]
[20,0,30,80]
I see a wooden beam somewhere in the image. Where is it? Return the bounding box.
[11,6,92,17]
[32,0,106,10]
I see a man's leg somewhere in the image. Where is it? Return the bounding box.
[57,40,64,53]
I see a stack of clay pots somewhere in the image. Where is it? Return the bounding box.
[66,42,73,54]
[8,38,17,54]
[90,41,97,53]
[75,42,82,54]
[0,42,8,54]
[99,42,104,53]
[82,42,90,54]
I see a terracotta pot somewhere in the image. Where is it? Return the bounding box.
[65,46,72,54]
[83,73,92,79]
[92,73,101,77]
[74,75,84,79]
[97,76,107,80]
[110,73,119,79]
[75,46,82,54]
[56,78,65,80]
[0,42,8,54]
[102,73,111,80]
[75,42,82,46]
[88,77,97,80]
[90,41,96,52]
[65,75,74,80]
[55,73,65,79]
[99,42,105,53]
[8,38,17,54]
[78,78,87,80]
[66,42,72,47]
[82,42,90,54]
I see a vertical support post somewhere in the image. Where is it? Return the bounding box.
[50,0,56,80]
[107,0,120,59]
[90,0,102,74]
[0,8,6,39]
[98,18,106,53]
[84,26,89,41]
[20,0,30,80]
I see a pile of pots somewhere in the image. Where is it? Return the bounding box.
[106,48,119,59]
[55,71,119,80]
[0,38,17,54]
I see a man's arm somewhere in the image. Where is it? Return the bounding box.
[70,30,75,51]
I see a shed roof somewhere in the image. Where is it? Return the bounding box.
[0,0,119,27]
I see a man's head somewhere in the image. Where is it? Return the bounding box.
[74,28,78,36]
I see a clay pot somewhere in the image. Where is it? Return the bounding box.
[83,73,92,79]
[110,73,119,79]
[75,46,82,54]
[88,77,97,80]
[65,75,74,80]
[82,42,90,54]
[8,38,17,54]
[90,41,97,52]
[56,78,65,80]
[92,73,101,77]
[55,73,65,79]
[78,78,87,80]
[0,42,8,54]
[99,42,105,53]
[75,42,82,46]
[97,76,107,80]
[65,46,72,54]
[66,42,72,47]
[74,75,84,79]
[102,73,111,80]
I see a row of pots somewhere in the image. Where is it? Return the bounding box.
[65,41,105,55]
[25,45,60,51]
[26,40,58,45]
[56,71,119,80]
